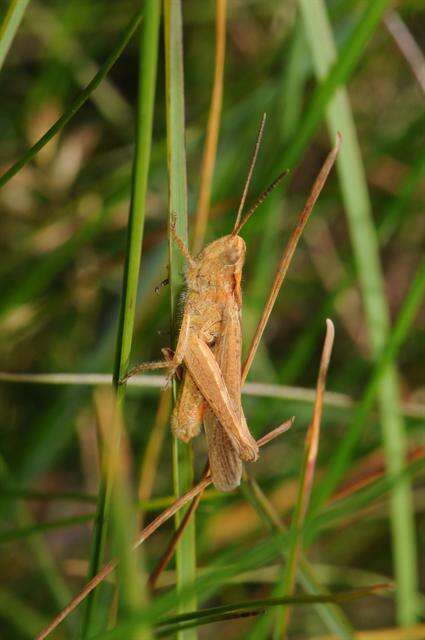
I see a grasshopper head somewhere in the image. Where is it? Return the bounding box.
[199,234,246,271]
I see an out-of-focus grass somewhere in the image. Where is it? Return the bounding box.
[0,1,423,639]
[298,0,418,625]
[0,0,29,71]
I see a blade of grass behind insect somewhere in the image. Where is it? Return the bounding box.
[0,6,144,189]
[192,0,227,253]
[163,1,197,637]
[298,0,419,625]
[0,0,30,71]
[82,3,160,636]
[280,17,308,144]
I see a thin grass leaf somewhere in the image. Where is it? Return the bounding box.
[160,584,391,626]
[28,1,132,127]
[275,0,391,173]
[298,0,419,624]
[243,135,340,380]
[0,0,30,71]
[155,584,392,637]
[163,1,197,636]
[1,372,422,418]
[82,3,160,636]
[0,7,144,189]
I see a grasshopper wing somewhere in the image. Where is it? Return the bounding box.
[172,370,205,442]
[183,310,258,463]
[204,301,243,491]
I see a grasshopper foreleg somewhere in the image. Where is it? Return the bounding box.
[120,310,192,385]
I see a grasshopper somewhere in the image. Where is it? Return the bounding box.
[122,119,339,492]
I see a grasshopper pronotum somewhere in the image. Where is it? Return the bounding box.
[123,118,340,492]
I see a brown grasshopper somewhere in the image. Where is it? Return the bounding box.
[122,120,340,492]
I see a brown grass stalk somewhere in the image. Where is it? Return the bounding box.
[191,0,228,253]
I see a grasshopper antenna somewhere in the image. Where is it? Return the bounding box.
[232,113,267,234]
[232,169,289,236]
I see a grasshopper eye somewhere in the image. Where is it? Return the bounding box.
[224,248,241,265]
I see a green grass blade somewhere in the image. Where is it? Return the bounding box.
[82,3,160,636]
[28,1,132,127]
[159,584,389,626]
[163,1,197,637]
[315,257,425,503]
[279,0,391,172]
[0,513,94,543]
[0,7,144,189]
[0,0,30,71]
[298,0,419,625]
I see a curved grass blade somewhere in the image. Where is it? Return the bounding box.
[0,7,144,189]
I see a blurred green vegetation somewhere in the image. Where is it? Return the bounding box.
[0,1,424,639]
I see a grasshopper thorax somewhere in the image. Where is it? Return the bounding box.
[187,234,246,298]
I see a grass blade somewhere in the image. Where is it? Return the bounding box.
[298,0,419,624]
[0,7,144,189]
[163,1,197,636]
[82,2,160,636]
[0,0,29,71]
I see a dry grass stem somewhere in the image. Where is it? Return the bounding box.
[280,319,335,636]
[242,133,341,379]
[192,0,228,253]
